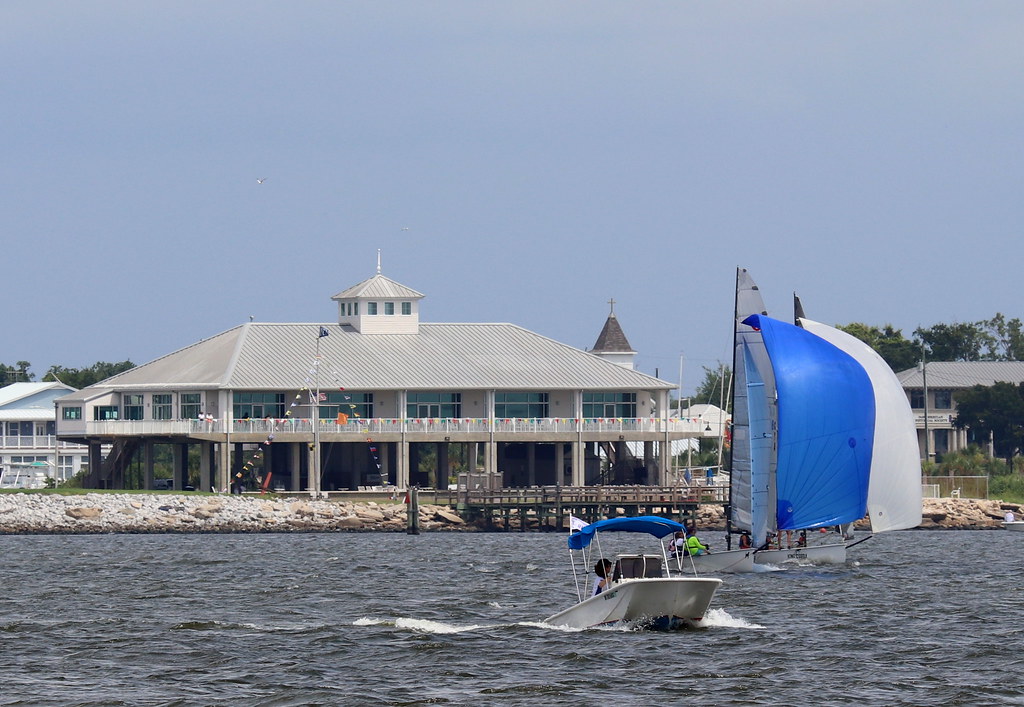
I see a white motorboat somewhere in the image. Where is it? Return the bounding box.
[544,516,722,630]
[1002,521,1024,532]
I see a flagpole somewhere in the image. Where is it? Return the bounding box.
[313,328,322,498]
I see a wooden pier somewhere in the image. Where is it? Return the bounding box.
[414,485,724,531]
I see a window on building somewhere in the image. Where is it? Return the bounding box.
[384,302,394,315]
[933,390,952,410]
[153,394,172,420]
[62,407,82,420]
[181,393,201,419]
[123,394,144,420]
[95,406,119,421]
[58,455,74,480]
[401,302,412,315]
[346,302,352,316]
[933,429,950,455]
[495,392,549,418]
[320,392,374,419]
[582,392,637,418]
[354,302,359,316]
[407,392,461,418]
[367,302,378,315]
[233,392,286,419]
[910,390,925,408]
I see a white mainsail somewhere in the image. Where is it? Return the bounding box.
[729,268,777,539]
[798,318,922,532]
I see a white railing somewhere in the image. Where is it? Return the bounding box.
[0,435,89,451]
[83,417,710,436]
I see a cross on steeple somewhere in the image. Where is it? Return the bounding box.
[608,297,616,315]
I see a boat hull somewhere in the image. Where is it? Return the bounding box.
[676,549,756,574]
[1002,521,1024,532]
[543,577,722,630]
[754,542,846,565]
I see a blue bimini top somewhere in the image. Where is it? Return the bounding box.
[567,516,685,550]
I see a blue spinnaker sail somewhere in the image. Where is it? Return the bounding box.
[742,314,874,530]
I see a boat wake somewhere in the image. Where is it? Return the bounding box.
[698,608,764,630]
[353,617,500,634]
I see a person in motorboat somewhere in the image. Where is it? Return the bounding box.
[1006,511,1016,523]
[592,559,613,596]
[665,531,686,558]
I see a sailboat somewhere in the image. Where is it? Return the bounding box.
[722,269,921,567]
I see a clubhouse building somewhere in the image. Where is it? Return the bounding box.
[56,272,704,492]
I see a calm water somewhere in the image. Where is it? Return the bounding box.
[1,529,1022,706]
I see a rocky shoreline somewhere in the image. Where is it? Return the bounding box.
[0,492,1020,535]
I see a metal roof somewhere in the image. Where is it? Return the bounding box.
[896,361,1024,389]
[0,409,53,421]
[0,382,73,408]
[65,321,674,394]
[331,274,425,301]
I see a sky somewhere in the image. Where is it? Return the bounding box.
[4,2,1022,395]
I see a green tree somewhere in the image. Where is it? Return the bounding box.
[692,364,730,413]
[979,313,1024,361]
[0,361,35,386]
[953,382,1024,466]
[915,322,991,362]
[836,323,919,371]
[43,361,135,389]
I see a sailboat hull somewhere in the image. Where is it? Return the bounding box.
[544,577,722,630]
[754,543,846,565]
[676,549,756,574]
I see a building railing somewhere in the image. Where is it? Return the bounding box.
[0,435,89,451]
[81,416,712,437]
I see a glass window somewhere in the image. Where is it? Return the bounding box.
[582,392,636,418]
[95,406,119,420]
[58,455,74,480]
[401,302,412,315]
[407,392,461,418]
[233,392,285,419]
[153,394,172,420]
[181,393,201,419]
[495,392,549,418]
[367,302,378,315]
[933,429,949,454]
[124,394,144,420]
[934,390,952,410]
[354,302,359,316]
[384,302,395,315]
[62,407,82,420]
[320,392,374,419]
[910,390,924,408]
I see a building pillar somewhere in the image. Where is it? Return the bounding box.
[290,443,301,491]
[643,440,655,485]
[437,442,449,489]
[88,442,103,487]
[397,441,410,488]
[554,442,565,487]
[200,441,213,492]
[217,441,231,493]
[174,442,189,489]
[469,442,479,473]
[143,440,155,490]
[571,441,585,487]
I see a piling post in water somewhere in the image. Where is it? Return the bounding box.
[406,486,420,535]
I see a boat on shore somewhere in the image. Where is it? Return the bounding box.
[543,516,722,630]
